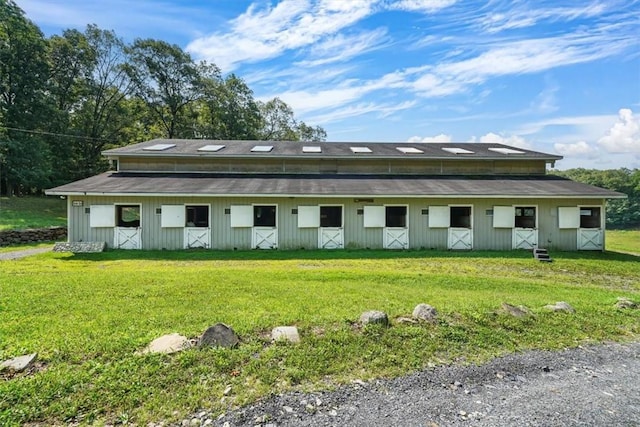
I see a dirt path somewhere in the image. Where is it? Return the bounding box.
[203,341,640,427]
[0,246,52,260]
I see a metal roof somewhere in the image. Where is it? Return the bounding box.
[102,139,563,162]
[46,172,625,199]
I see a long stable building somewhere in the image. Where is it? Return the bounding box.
[46,139,625,251]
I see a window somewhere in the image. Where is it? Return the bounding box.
[350,146,372,153]
[143,143,175,151]
[198,144,225,152]
[396,147,424,154]
[254,205,276,227]
[386,206,407,227]
[580,207,601,228]
[442,147,474,154]
[320,206,342,227]
[488,147,525,155]
[251,145,273,152]
[515,206,536,228]
[117,205,140,227]
[450,206,471,228]
[186,206,209,227]
[303,146,322,153]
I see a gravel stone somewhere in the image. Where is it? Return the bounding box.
[195,341,640,427]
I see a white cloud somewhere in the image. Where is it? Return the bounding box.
[478,132,531,149]
[186,0,379,71]
[408,133,452,143]
[387,0,457,13]
[598,108,640,153]
[478,3,607,34]
[295,28,390,67]
[305,101,416,124]
[554,141,597,156]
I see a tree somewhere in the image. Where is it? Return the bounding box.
[257,97,327,142]
[196,74,261,140]
[552,168,640,229]
[0,0,52,195]
[69,25,136,178]
[125,39,215,139]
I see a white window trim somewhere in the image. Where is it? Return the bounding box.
[384,204,409,228]
[253,203,278,228]
[115,203,142,228]
[319,204,344,228]
[185,204,211,228]
[578,204,604,229]
[513,204,539,229]
[448,204,473,229]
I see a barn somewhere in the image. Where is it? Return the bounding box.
[45,139,625,251]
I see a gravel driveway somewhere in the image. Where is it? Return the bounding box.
[202,341,640,427]
[0,246,52,260]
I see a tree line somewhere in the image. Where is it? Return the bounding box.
[552,168,640,229]
[0,0,326,196]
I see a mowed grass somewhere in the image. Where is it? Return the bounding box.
[1,248,639,426]
[0,196,66,231]
[607,229,640,255]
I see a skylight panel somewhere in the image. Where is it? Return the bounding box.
[442,147,474,154]
[488,147,525,155]
[302,146,322,153]
[251,145,273,152]
[350,146,372,153]
[198,144,226,152]
[396,147,424,154]
[143,143,176,151]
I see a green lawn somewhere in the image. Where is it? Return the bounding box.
[0,196,66,231]
[1,249,638,426]
[607,229,640,255]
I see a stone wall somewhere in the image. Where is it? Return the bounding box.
[0,227,67,247]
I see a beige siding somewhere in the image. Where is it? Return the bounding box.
[65,196,604,251]
[119,157,548,176]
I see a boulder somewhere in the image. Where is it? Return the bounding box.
[413,303,438,323]
[501,303,531,318]
[544,301,575,313]
[359,310,389,326]
[616,297,638,309]
[0,353,37,372]
[271,326,300,343]
[198,323,240,349]
[140,333,191,354]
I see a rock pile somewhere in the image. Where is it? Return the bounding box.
[0,227,66,246]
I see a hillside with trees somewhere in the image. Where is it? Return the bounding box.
[552,168,640,229]
[0,0,325,196]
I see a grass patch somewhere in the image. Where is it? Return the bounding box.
[607,229,640,255]
[1,249,639,426]
[0,196,66,231]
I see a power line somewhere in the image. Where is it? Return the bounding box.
[0,125,114,143]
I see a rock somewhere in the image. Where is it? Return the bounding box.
[271,326,301,343]
[616,297,638,309]
[198,323,240,349]
[413,303,438,322]
[501,303,531,318]
[544,301,575,313]
[359,310,389,326]
[0,353,37,372]
[139,333,191,355]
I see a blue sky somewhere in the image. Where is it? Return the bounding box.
[16,0,640,169]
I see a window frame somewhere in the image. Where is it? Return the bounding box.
[385,205,408,228]
[320,205,343,228]
[449,205,472,229]
[115,204,141,228]
[514,205,537,229]
[185,204,210,228]
[253,204,277,227]
[579,205,602,229]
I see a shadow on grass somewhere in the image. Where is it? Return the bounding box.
[57,248,638,263]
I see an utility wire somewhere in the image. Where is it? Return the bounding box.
[0,125,113,143]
